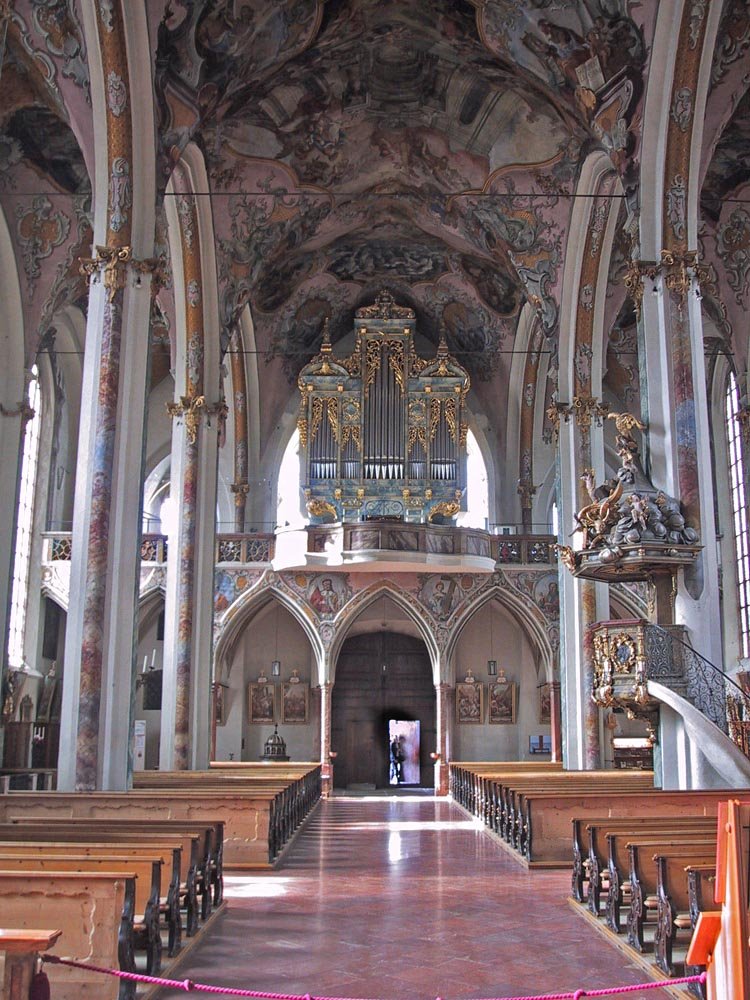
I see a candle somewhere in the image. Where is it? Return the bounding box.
[142,655,148,674]
[151,649,156,669]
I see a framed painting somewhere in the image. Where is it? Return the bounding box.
[539,682,552,724]
[282,681,309,724]
[213,683,228,726]
[248,682,275,724]
[36,675,58,722]
[456,681,483,724]
[488,681,516,724]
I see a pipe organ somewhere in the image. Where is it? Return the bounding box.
[297,291,470,523]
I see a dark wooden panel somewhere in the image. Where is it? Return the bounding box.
[332,632,435,789]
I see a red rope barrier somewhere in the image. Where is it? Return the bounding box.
[41,955,705,1000]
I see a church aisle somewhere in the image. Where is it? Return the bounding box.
[156,798,673,1000]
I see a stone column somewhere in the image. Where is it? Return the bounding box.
[549,680,562,762]
[319,681,333,796]
[161,186,222,772]
[557,409,607,770]
[633,259,721,666]
[56,0,157,792]
[229,328,249,531]
[434,682,451,795]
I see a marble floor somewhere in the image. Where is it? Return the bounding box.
[155,797,675,1000]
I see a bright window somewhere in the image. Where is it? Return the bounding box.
[277,428,303,528]
[8,366,42,669]
[459,429,489,529]
[726,371,750,657]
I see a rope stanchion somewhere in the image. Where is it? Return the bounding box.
[41,955,706,1000]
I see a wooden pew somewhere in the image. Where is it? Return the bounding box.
[518,788,739,866]
[9,817,220,923]
[0,830,187,952]
[0,853,163,974]
[625,838,716,953]
[0,790,274,867]
[0,768,322,867]
[132,767,322,861]
[573,816,716,915]
[0,869,137,1000]
[653,852,717,976]
[683,864,716,995]
[686,800,750,1000]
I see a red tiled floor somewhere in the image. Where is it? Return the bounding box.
[155,798,676,1000]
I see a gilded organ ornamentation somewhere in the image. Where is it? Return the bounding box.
[297,291,470,523]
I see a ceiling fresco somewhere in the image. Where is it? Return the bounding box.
[156,0,598,385]
[3,0,750,462]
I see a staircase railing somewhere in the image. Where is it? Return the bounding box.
[645,624,750,756]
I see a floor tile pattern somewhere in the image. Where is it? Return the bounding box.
[156,798,673,1000]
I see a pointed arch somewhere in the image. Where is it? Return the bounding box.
[329,581,440,681]
[214,583,326,685]
[446,580,555,683]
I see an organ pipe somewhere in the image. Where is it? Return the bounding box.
[297,290,469,521]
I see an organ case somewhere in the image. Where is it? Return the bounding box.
[297,291,470,523]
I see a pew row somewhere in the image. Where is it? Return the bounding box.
[0,853,164,974]
[0,870,136,1000]
[0,765,321,867]
[0,831,188,953]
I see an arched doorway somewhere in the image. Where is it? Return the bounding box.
[331,632,435,790]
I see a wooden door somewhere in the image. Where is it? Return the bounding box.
[332,632,435,789]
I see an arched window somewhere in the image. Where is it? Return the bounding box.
[725,371,750,657]
[459,429,489,529]
[8,366,42,669]
[277,428,303,528]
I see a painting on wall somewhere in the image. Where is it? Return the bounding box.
[539,683,551,724]
[307,574,348,618]
[281,678,309,724]
[488,681,516,725]
[248,682,276,724]
[456,678,483,724]
[213,683,228,727]
[421,575,461,620]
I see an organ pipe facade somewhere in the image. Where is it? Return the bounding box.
[297,291,470,523]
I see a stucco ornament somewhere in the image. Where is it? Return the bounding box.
[107,70,128,117]
[15,196,71,295]
[109,157,132,233]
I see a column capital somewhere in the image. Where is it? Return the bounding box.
[166,396,227,445]
[79,246,166,302]
[624,251,710,317]
[545,396,608,442]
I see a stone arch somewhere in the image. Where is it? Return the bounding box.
[446,580,555,684]
[329,582,440,683]
[40,574,69,614]
[214,582,326,686]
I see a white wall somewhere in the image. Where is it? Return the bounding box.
[452,601,549,761]
[217,603,318,762]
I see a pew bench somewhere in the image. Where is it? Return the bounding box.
[0,790,276,867]
[625,838,716,953]
[0,852,163,975]
[0,831,187,952]
[0,775,321,866]
[653,852,718,976]
[9,817,220,924]
[0,869,137,1000]
[519,789,738,866]
[573,815,716,915]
